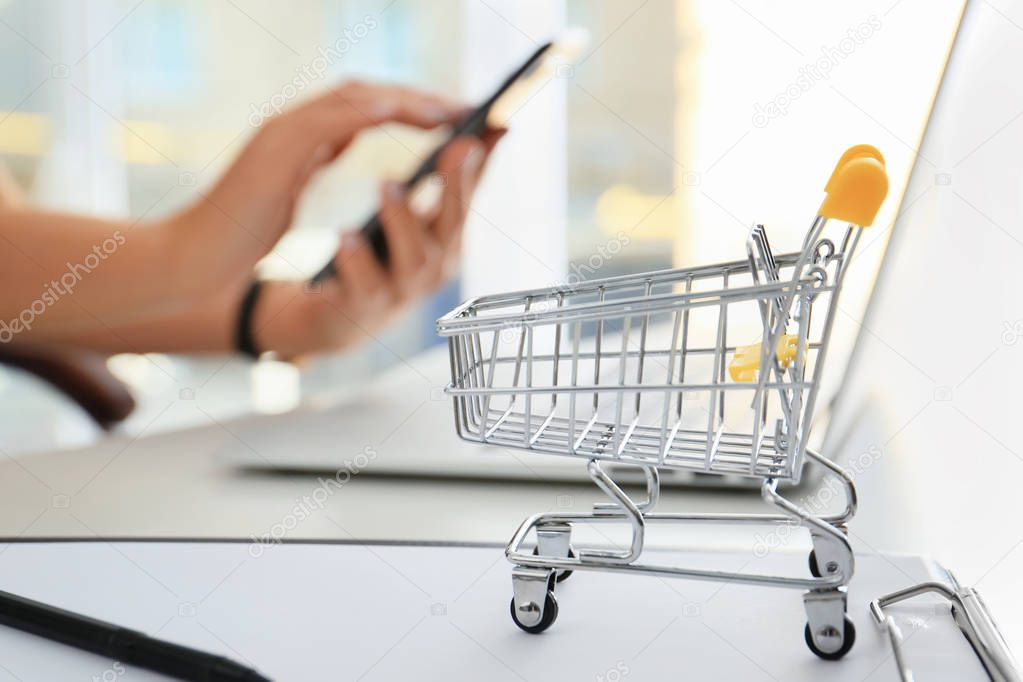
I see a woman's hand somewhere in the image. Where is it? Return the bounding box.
[250,129,504,359]
[11,80,503,356]
[168,81,470,299]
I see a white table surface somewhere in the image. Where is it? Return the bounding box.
[0,541,990,682]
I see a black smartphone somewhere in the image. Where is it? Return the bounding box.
[311,40,563,283]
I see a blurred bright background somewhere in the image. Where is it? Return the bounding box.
[0,0,961,450]
[11,0,1023,656]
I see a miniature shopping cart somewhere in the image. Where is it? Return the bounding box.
[437,145,889,660]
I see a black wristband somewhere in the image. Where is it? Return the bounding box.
[235,280,264,359]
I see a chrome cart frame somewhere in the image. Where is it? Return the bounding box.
[437,146,889,660]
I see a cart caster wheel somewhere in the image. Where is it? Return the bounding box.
[533,546,576,583]
[808,550,821,577]
[808,549,841,578]
[510,591,558,634]
[804,616,856,660]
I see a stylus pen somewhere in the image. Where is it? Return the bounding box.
[0,588,272,682]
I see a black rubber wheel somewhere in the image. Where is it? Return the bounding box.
[808,550,821,577]
[804,616,856,660]
[510,591,559,634]
[533,546,576,583]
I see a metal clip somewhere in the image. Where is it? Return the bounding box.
[870,573,1021,682]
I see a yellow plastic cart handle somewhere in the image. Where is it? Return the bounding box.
[819,145,889,227]
[825,144,885,192]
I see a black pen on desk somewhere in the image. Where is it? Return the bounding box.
[0,588,272,682]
